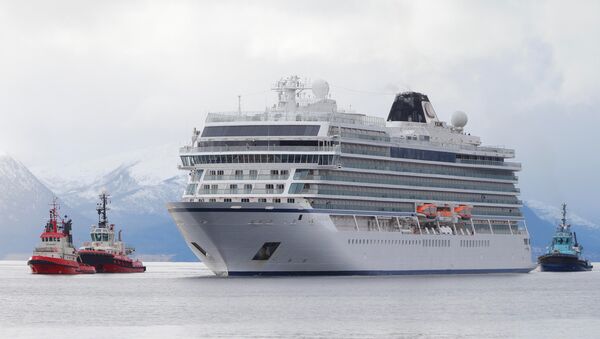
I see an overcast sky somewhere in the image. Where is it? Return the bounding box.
[1,0,600,220]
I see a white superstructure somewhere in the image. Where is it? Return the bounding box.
[168,76,534,276]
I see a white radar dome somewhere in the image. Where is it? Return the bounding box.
[312,79,329,99]
[451,111,468,128]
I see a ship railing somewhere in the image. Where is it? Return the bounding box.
[338,146,520,169]
[205,111,386,127]
[303,188,522,205]
[388,137,516,157]
[299,175,521,193]
[180,145,339,153]
[203,174,290,181]
[455,159,521,169]
[34,247,58,252]
[342,162,518,181]
[197,188,285,195]
[330,214,525,236]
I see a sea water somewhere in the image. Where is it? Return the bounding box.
[1,261,599,338]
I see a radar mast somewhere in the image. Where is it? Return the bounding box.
[97,192,110,228]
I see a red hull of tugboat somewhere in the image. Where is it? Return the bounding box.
[78,250,146,273]
[28,255,80,275]
[77,263,97,274]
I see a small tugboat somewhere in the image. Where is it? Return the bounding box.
[538,204,593,272]
[27,199,96,274]
[78,192,146,273]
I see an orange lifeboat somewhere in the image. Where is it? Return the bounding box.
[417,203,437,219]
[454,205,473,220]
[436,206,454,223]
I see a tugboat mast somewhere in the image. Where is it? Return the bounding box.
[48,197,59,233]
[96,192,110,228]
[561,203,568,228]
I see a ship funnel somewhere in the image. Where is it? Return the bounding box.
[387,91,438,123]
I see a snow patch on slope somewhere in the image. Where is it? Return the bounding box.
[31,142,182,190]
[525,199,599,229]
[30,142,186,215]
[0,154,59,257]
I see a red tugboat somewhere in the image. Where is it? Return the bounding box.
[27,199,96,274]
[78,192,146,273]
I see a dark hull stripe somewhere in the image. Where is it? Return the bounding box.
[228,268,534,277]
[539,262,593,272]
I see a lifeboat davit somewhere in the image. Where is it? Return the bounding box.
[454,205,473,220]
[416,203,437,218]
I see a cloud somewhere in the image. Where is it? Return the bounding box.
[1,1,600,221]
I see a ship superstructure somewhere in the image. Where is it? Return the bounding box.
[168,75,534,276]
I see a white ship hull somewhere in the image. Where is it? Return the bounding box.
[168,202,535,276]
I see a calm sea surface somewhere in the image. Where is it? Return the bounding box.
[1,261,599,338]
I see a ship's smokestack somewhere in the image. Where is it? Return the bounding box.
[63,216,73,245]
[387,92,437,123]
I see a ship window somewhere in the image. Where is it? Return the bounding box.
[241,198,250,203]
[258,198,267,203]
[287,198,295,203]
[209,198,216,202]
[224,198,232,202]
[252,242,281,261]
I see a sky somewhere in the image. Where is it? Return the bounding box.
[1,0,600,221]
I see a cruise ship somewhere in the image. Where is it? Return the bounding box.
[167,75,535,276]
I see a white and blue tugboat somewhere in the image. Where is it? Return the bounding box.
[537,204,593,272]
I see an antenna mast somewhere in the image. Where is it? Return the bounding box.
[97,192,110,228]
[49,197,59,233]
[561,203,567,228]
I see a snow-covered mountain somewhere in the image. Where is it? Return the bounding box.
[525,199,598,230]
[29,142,194,261]
[0,154,59,259]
